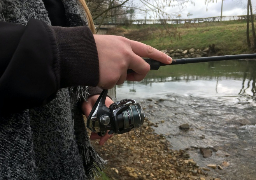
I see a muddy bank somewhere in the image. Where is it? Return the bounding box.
[92,118,215,180]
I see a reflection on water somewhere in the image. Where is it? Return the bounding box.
[117,60,256,180]
[117,60,256,103]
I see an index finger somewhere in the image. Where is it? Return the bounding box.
[129,40,172,64]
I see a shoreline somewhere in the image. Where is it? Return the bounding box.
[92,117,216,180]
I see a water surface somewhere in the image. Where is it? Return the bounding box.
[116,60,256,180]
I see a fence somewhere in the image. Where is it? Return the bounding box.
[94,15,253,25]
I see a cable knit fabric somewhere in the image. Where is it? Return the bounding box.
[0,0,105,179]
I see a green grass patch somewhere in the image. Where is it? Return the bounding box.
[119,20,254,55]
[95,171,111,180]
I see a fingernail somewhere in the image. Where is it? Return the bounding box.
[167,55,172,64]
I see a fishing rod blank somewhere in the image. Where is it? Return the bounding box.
[145,53,256,70]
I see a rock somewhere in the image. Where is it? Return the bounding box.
[202,52,208,56]
[179,123,190,131]
[222,161,230,167]
[200,148,212,158]
[200,135,205,139]
[169,49,174,54]
[189,48,195,53]
[176,49,183,53]
[207,164,217,169]
[111,168,119,174]
[161,50,168,54]
[148,122,154,126]
[217,165,223,170]
[182,50,188,54]
[239,119,251,126]
[216,150,230,157]
[202,168,210,171]
[203,47,209,52]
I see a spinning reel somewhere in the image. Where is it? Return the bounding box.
[87,89,145,136]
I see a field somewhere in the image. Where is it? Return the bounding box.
[108,20,255,55]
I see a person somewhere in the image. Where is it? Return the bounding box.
[0,0,172,179]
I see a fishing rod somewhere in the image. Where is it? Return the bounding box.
[145,53,256,70]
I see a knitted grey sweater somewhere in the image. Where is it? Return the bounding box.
[0,0,105,179]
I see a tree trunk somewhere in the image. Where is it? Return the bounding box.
[249,0,256,49]
[247,0,251,47]
[221,0,224,21]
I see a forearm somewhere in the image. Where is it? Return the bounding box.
[0,19,99,115]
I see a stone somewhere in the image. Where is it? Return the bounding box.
[222,161,230,167]
[111,168,119,174]
[200,148,212,158]
[176,49,183,53]
[202,168,210,171]
[189,48,195,53]
[169,49,174,54]
[216,150,230,157]
[207,164,217,169]
[239,119,251,126]
[200,135,205,139]
[179,123,190,131]
[161,50,168,54]
[182,50,188,54]
[174,53,181,56]
[203,47,210,52]
[217,165,223,170]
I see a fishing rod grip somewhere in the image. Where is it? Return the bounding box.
[127,58,165,74]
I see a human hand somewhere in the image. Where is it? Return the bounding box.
[82,94,113,145]
[94,35,172,89]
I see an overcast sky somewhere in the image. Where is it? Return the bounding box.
[133,0,256,19]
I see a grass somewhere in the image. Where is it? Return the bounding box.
[95,171,111,180]
[118,20,255,55]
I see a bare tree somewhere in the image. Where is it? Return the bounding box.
[220,0,224,21]
[246,0,256,49]
[87,0,129,23]
[247,0,251,47]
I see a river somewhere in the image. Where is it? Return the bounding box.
[116,60,256,180]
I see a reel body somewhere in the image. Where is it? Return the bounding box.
[87,89,145,136]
